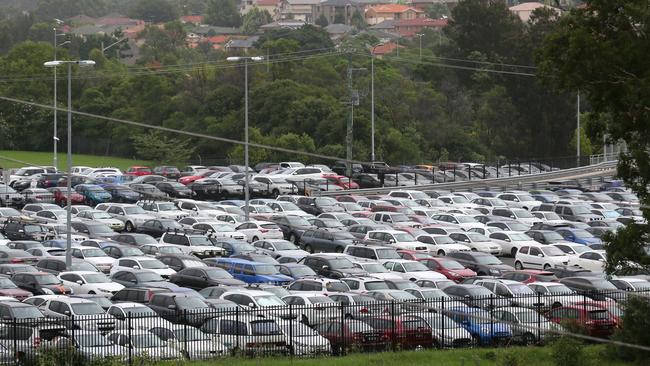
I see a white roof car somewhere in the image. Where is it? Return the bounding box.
[515,244,571,270]
[488,231,539,257]
[58,271,124,297]
[382,259,447,281]
[109,256,176,278]
[567,250,607,272]
[415,234,470,256]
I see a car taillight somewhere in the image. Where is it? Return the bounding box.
[33,337,41,347]
[352,332,362,341]
[10,258,24,263]
[359,307,369,313]
[260,229,269,233]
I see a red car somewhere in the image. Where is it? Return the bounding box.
[47,187,85,206]
[573,300,624,327]
[322,174,359,190]
[0,277,32,301]
[500,270,558,284]
[336,195,368,203]
[416,257,477,282]
[314,319,387,354]
[546,305,617,338]
[361,315,433,349]
[125,166,153,176]
[397,249,433,261]
[178,170,217,185]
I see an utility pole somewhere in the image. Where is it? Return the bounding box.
[53,28,58,170]
[416,33,424,59]
[577,91,581,167]
[346,52,354,177]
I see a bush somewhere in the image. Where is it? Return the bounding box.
[607,296,650,362]
[551,336,586,366]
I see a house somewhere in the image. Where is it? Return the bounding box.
[69,15,145,39]
[509,2,560,22]
[241,0,282,19]
[279,0,321,22]
[259,19,307,31]
[324,23,355,41]
[365,4,425,25]
[313,0,364,26]
[394,17,447,37]
[180,15,204,25]
[225,36,260,53]
[406,0,458,11]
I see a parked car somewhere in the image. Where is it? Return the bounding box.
[446,306,512,345]
[11,272,73,295]
[169,267,246,289]
[545,305,616,338]
[446,252,514,277]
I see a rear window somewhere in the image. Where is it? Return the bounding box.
[403,319,429,330]
[588,310,609,320]
[251,320,282,335]
[0,326,33,340]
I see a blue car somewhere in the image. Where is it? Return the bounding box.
[209,258,292,285]
[101,184,141,203]
[41,239,70,249]
[554,228,602,245]
[448,307,512,345]
[74,184,112,205]
[211,239,256,257]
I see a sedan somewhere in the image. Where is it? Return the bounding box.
[383,260,447,281]
[76,210,125,231]
[252,239,309,260]
[568,250,607,272]
[58,271,124,296]
[235,221,284,242]
[169,267,246,290]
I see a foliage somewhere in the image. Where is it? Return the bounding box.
[424,3,450,19]
[131,131,195,164]
[128,0,179,23]
[350,10,366,29]
[242,8,272,35]
[607,296,650,362]
[205,0,242,27]
[551,336,587,366]
[568,124,593,157]
[256,25,334,51]
[537,0,650,273]
[315,14,328,27]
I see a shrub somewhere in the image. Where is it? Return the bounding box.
[607,296,650,362]
[551,336,586,366]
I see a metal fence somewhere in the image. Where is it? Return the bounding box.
[2,289,646,365]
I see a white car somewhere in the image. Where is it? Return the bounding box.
[492,208,539,226]
[58,271,124,297]
[235,221,284,242]
[138,201,190,220]
[148,324,226,360]
[382,260,447,281]
[276,319,331,356]
[252,239,309,260]
[103,204,156,232]
[70,247,116,273]
[488,231,539,257]
[75,209,125,231]
[568,250,607,272]
[175,199,225,218]
[432,213,485,231]
[107,330,181,360]
[496,193,542,211]
[340,277,389,293]
[282,293,336,325]
[107,303,174,331]
[33,209,67,224]
[351,261,403,280]
[415,234,470,256]
[437,195,481,210]
[266,201,311,217]
[191,222,247,241]
[448,232,502,255]
[365,230,431,251]
[252,176,295,197]
[551,243,592,257]
[531,211,566,225]
[527,282,583,308]
[109,256,176,278]
[514,244,571,270]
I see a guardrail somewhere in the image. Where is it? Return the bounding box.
[316,161,619,197]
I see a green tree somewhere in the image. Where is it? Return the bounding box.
[242,7,272,35]
[131,131,195,164]
[424,3,449,19]
[205,0,242,27]
[128,0,179,23]
[568,125,593,157]
[537,0,650,274]
[350,10,366,29]
[315,14,328,27]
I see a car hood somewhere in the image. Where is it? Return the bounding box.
[277,249,310,257]
[212,278,247,286]
[0,288,32,297]
[257,274,293,282]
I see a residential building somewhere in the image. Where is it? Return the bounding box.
[259,19,307,31]
[279,0,321,22]
[509,2,560,22]
[242,0,282,19]
[313,0,364,26]
[394,17,447,37]
[365,4,425,25]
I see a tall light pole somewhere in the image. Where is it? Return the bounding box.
[370,43,384,163]
[44,59,95,267]
[52,22,68,170]
[227,56,263,222]
[577,91,581,167]
[416,33,424,59]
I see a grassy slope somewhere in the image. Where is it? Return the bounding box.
[0,150,152,171]
[173,346,631,366]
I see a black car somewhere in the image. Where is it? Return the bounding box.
[269,215,316,244]
[35,258,99,275]
[12,272,72,295]
[443,284,510,309]
[559,277,626,302]
[136,219,184,238]
[157,254,207,272]
[110,233,158,246]
[169,267,246,290]
[295,197,344,216]
[446,252,514,277]
[110,269,172,289]
[153,166,181,180]
[70,221,116,239]
[299,229,356,253]
[0,263,38,277]
[147,293,210,327]
[129,184,168,200]
[155,181,193,198]
[102,184,141,203]
[186,180,226,200]
[525,230,570,245]
[36,174,66,189]
[0,302,44,320]
[102,244,145,259]
[2,219,51,241]
[111,287,170,304]
[351,174,381,188]
[299,254,368,279]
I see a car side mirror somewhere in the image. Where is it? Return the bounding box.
[192,207,197,211]
[132,266,140,269]
[598,259,605,262]
[321,265,329,271]
[248,302,256,308]
[504,239,511,242]
[537,254,543,258]
[76,280,83,285]
[64,310,70,315]
[167,304,176,310]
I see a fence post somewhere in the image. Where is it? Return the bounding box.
[537,293,542,344]
[453,166,456,182]
[518,161,521,176]
[289,304,294,357]
[489,295,494,347]
[183,309,188,359]
[496,164,499,178]
[395,172,399,186]
[127,312,132,366]
[339,303,345,356]
[414,172,418,185]
[529,161,532,174]
[468,165,472,181]
[483,165,486,180]
[235,306,240,353]
[441,297,445,348]
[390,301,396,352]
[508,163,512,177]
[12,318,16,366]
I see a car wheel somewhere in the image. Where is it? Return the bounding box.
[88,291,95,294]
[289,234,298,244]
[272,189,280,197]
[543,264,552,270]
[252,236,259,242]
[515,261,523,270]
[522,333,536,346]
[511,248,518,257]
[305,244,313,253]
[125,221,134,232]
[470,248,477,252]
[437,250,445,256]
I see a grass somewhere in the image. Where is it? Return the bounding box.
[0,150,152,171]
[165,345,635,366]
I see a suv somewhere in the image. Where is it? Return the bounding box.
[299,229,356,253]
[36,258,99,275]
[446,252,514,277]
[2,219,51,241]
[159,232,225,258]
[200,316,287,355]
[343,244,402,262]
[12,272,73,295]
[514,245,570,270]
[0,302,44,320]
[41,297,115,332]
[209,258,292,285]
[103,204,156,232]
[553,204,603,223]
[299,254,367,279]
[364,230,430,251]
[370,212,421,229]
[0,185,25,207]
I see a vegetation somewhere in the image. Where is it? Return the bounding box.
[0,150,152,171]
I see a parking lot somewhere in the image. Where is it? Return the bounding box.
[0,161,645,363]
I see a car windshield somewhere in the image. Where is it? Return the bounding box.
[451,197,469,204]
[510,234,533,241]
[514,210,535,218]
[394,233,416,242]
[82,273,110,284]
[403,262,429,272]
[332,232,355,240]
[189,236,214,246]
[328,258,355,269]
[135,272,163,282]
[139,260,167,270]
[24,225,46,233]
[279,202,300,211]
[253,264,279,275]
[474,255,501,265]
[389,214,410,223]
[87,224,114,235]
[273,242,297,251]
[288,266,316,277]
[35,274,60,285]
[456,216,477,224]
[86,187,105,192]
[547,285,573,294]
[364,281,389,291]
[588,310,610,320]
[439,259,464,270]
[157,203,178,211]
[76,334,113,347]
[431,236,454,245]
[507,284,535,295]
[251,320,283,335]
[182,260,207,268]
[123,207,146,215]
[132,333,165,348]
[71,303,104,315]
[174,328,210,341]
[123,248,144,256]
[617,194,638,201]
[69,262,98,272]
[91,212,113,219]
[374,248,400,259]
[176,297,208,308]
[285,216,310,226]
[420,289,449,299]
[544,232,565,241]
[389,292,417,300]
[571,206,592,215]
[572,230,595,239]
[541,247,566,256]
[203,268,231,279]
[362,263,389,273]
[0,277,17,289]
[315,198,337,206]
[160,247,183,254]
[124,306,156,316]
[466,233,489,242]
[13,306,44,318]
[82,249,108,258]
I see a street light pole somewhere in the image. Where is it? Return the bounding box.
[370,43,384,163]
[416,33,424,59]
[227,56,263,222]
[44,59,95,267]
[53,28,58,170]
[577,91,581,167]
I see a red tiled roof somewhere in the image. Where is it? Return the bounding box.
[371,42,402,55]
[368,4,423,14]
[205,35,230,44]
[256,0,280,6]
[181,15,204,23]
